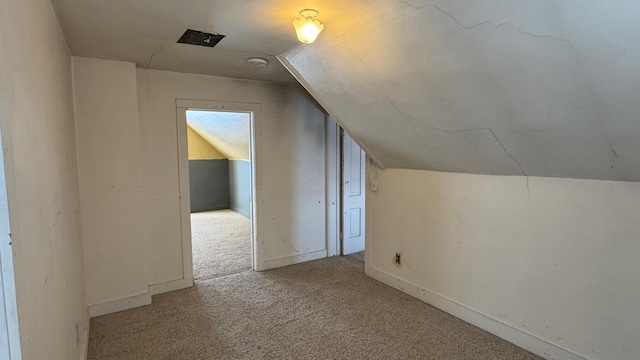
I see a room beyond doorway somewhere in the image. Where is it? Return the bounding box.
[191,210,251,279]
[184,109,254,280]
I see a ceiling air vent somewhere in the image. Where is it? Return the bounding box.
[177,29,225,48]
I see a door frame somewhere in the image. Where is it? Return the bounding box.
[326,116,341,257]
[176,99,264,277]
[0,132,20,359]
[326,117,368,257]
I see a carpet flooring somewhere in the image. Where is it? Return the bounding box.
[88,257,541,360]
[191,210,252,279]
[344,251,365,266]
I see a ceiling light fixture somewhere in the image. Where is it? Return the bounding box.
[292,9,324,44]
[246,57,269,67]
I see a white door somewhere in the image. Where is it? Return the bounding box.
[342,131,366,255]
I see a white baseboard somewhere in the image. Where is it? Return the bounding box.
[263,249,327,270]
[79,308,90,360]
[85,279,192,322]
[148,278,193,296]
[365,265,587,360]
[88,292,152,318]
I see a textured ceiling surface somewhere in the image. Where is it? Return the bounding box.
[187,111,250,160]
[52,0,640,180]
[50,0,364,83]
[282,0,640,181]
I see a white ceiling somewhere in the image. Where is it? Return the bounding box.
[50,0,364,83]
[52,0,640,181]
[187,110,250,160]
[282,0,640,181]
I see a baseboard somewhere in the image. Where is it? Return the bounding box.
[148,278,193,296]
[79,308,90,360]
[365,266,588,360]
[263,249,327,270]
[86,279,192,320]
[88,292,152,318]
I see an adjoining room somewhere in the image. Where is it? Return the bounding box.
[186,110,253,280]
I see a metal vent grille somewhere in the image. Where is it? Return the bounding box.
[177,29,225,48]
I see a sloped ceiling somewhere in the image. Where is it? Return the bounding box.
[51,0,640,181]
[187,110,250,160]
[281,0,640,181]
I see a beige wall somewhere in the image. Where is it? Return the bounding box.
[187,126,226,160]
[72,57,148,313]
[0,0,88,359]
[367,168,640,360]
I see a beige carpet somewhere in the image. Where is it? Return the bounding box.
[191,210,251,279]
[88,257,541,360]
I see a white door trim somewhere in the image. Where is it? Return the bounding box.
[175,99,265,275]
[326,116,340,257]
[0,133,21,359]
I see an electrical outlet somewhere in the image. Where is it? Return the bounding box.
[393,253,401,267]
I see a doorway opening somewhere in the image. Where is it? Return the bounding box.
[184,109,254,280]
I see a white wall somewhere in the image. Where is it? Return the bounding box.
[137,69,327,285]
[0,0,88,359]
[71,61,328,310]
[72,57,149,313]
[367,168,640,360]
